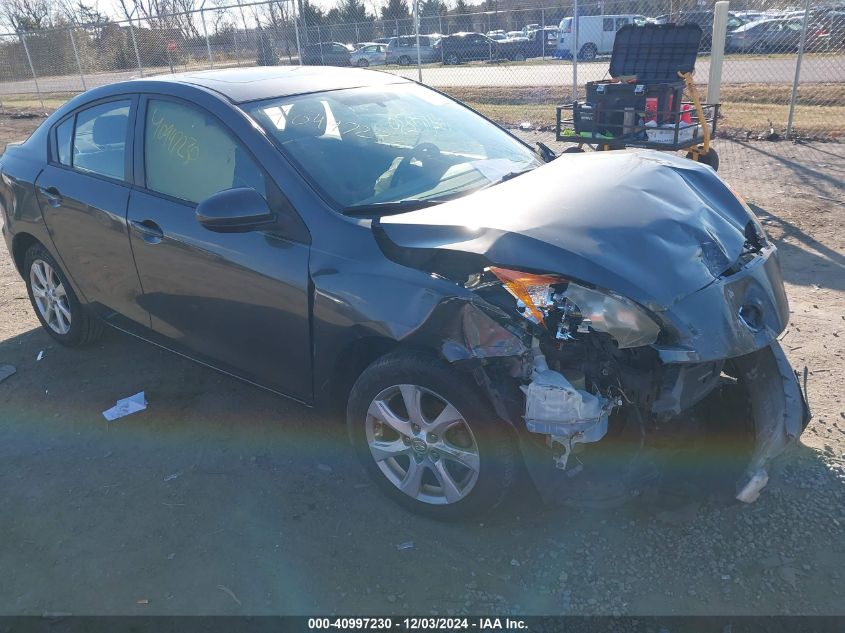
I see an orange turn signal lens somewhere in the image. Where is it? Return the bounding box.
[488,267,564,325]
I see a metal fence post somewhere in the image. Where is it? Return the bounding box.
[413,0,422,82]
[541,8,545,59]
[234,27,241,66]
[127,20,144,76]
[786,0,812,139]
[68,28,87,90]
[18,32,44,109]
[200,5,214,68]
[572,0,579,102]
[318,27,324,64]
[293,0,302,65]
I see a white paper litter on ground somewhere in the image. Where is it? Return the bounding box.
[102,392,147,421]
[36,351,44,361]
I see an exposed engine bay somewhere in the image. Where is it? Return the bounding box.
[372,150,811,505]
[457,262,810,505]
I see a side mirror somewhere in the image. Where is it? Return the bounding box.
[196,188,274,233]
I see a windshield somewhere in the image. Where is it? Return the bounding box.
[245,83,541,214]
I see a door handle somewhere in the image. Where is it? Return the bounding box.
[129,219,164,244]
[37,185,62,208]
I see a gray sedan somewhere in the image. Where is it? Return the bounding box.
[351,42,387,67]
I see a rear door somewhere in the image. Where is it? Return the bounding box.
[35,97,149,326]
[126,95,312,400]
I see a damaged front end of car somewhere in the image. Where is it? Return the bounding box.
[372,151,810,505]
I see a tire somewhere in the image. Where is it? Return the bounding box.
[347,350,519,520]
[688,148,719,171]
[398,55,411,66]
[446,53,459,65]
[24,243,103,347]
[357,58,369,67]
[578,43,597,61]
[512,52,526,62]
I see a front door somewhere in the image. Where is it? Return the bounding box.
[35,97,149,326]
[126,96,312,400]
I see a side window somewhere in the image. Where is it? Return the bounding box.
[55,117,74,166]
[144,99,267,205]
[72,100,130,180]
[603,18,614,31]
[616,17,629,30]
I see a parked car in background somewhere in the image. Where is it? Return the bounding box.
[556,14,646,60]
[437,32,528,64]
[486,29,507,40]
[807,10,845,51]
[506,30,528,41]
[655,10,747,48]
[386,35,440,65]
[523,26,559,57]
[351,42,387,67]
[726,18,803,53]
[300,42,353,65]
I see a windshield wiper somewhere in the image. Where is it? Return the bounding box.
[343,198,443,217]
[481,168,535,189]
[536,141,557,162]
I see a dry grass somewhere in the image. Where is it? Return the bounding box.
[443,83,845,138]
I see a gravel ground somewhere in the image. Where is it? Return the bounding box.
[0,113,843,616]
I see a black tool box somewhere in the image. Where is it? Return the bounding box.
[569,23,704,142]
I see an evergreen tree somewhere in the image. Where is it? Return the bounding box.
[452,0,472,32]
[380,0,410,22]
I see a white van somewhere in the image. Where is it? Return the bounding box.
[556,14,647,60]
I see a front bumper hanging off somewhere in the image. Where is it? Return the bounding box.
[732,341,810,502]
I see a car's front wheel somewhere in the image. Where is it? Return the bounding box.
[348,350,518,519]
[24,243,102,346]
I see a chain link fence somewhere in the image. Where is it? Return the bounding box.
[0,0,842,141]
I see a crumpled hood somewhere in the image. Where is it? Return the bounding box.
[378,150,754,311]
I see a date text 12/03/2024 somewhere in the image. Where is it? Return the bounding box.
[307,617,528,630]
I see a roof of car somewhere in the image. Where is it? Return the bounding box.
[138,65,410,103]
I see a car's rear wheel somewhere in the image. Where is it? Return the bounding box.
[348,350,518,519]
[578,43,597,61]
[446,53,459,65]
[399,55,412,65]
[357,58,369,67]
[24,243,102,346]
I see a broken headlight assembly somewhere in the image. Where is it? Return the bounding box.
[489,267,661,349]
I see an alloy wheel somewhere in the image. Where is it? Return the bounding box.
[30,259,71,335]
[365,384,480,505]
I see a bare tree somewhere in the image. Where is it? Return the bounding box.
[0,0,54,31]
[171,0,201,38]
[54,0,109,25]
